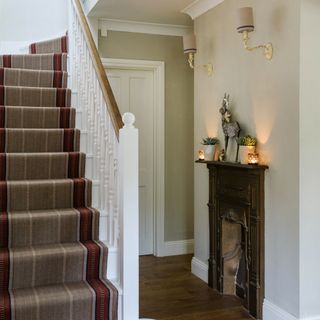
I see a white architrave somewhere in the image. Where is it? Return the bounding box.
[181,0,224,20]
[99,18,192,37]
[102,58,166,257]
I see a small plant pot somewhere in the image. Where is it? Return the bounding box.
[239,146,255,164]
[204,145,216,161]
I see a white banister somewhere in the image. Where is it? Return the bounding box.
[119,113,139,320]
[68,1,140,319]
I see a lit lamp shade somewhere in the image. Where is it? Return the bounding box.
[237,7,255,33]
[183,34,197,54]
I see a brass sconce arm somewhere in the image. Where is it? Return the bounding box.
[187,52,195,69]
[242,30,273,60]
[188,52,214,76]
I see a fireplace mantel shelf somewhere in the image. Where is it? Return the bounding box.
[196,160,268,170]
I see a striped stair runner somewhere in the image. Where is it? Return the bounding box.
[0,36,118,320]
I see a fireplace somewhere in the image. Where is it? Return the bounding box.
[197,161,268,319]
[221,207,245,296]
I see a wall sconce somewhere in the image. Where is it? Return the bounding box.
[237,7,273,61]
[183,34,214,76]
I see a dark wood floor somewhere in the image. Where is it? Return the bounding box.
[140,255,253,320]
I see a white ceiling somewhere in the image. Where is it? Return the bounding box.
[89,0,194,26]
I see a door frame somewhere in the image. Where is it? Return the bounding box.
[102,58,165,256]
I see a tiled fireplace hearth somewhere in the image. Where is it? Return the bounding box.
[197,161,268,319]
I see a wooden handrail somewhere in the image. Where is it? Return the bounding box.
[72,0,123,137]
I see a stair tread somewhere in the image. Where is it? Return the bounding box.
[3,240,102,254]
[9,280,117,320]
[7,206,96,214]
[0,105,74,109]
[1,105,74,110]
[2,240,107,290]
[0,53,68,71]
[2,207,99,249]
[0,178,92,211]
[0,53,67,58]
[0,85,71,108]
[5,177,91,184]
[0,128,80,153]
[30,35,68,54]
[0,68,68,88]
[0,106,76,129]
[1,128,78,131]
[0,67,68,74]
[0,84,70,90]
[0,151,85,155]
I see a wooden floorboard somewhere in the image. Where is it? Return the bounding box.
[140,255,253,320]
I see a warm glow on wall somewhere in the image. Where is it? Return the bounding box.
[252,97,276,145]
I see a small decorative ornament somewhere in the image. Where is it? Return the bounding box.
[219,94,241,162]
[248,153,259,165]
[198,150,205,161]
[237,135,257,164]
[201,137,219,161]
[219,149,225,162]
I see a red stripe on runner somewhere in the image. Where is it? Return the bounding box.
[56,89,66,107]
[0,182,7,213]
[0,86,4,106]
[60,108,70,128]
[30,43,36,54]
[3,55,11,68]
[0,154,6,181]
[0,245,11,319]
[0,291,11,320]
[63,129,75,152]
[53,71,63,88]
[0,69,4,86]
[0,211,8,248]
[89,279,110,320]
[68,152,80,178]
[83,241,110,320]
[0,107,5,128]
[53,54,62,71]
[79,207,93,241]
[61,36,68,53]
[0,129,5,152]
[73,178,86,208]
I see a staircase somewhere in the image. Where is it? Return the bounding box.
[0,36,118,319]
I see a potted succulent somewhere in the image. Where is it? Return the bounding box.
[237,135,257,164]
[202,137,219,161]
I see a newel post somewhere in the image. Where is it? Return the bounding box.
[119,113,139,320]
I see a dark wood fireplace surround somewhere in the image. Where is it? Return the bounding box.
[197,161,268,319]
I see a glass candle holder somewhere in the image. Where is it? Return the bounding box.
[198,150,205,161]
[248,153,259,165]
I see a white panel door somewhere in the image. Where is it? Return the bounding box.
[106,68,154,255]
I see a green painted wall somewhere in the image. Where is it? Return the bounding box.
[99,31,194,242]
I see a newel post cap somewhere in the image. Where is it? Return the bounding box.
[122,112,136,128]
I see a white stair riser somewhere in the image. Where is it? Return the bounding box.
[85,154,93,178]
[104,247,120,281]
[75,109,83,129]
[91,180,100,208]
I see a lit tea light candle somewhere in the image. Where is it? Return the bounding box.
[198,150,205,161]
[248,153,259,165]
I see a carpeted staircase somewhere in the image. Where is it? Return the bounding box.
[0,36,118,320]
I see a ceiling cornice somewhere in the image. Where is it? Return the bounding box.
[99,19,193,37]
[181,0,224,20]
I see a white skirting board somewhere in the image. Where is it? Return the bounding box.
[263,300,320,320]
[110,280,123,320]
[191,257,208,283]
[158,239,194,257]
